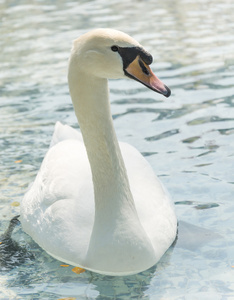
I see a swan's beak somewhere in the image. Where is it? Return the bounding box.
[124,56,171,97]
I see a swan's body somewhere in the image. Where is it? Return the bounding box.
[20,28,177,275]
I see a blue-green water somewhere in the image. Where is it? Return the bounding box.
[1,0,234,299]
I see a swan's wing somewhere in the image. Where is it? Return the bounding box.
[120,142,177,253]
[50,121,83,148]
[20,138,94,264]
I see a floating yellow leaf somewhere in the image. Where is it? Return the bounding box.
[57,298,76,300]
[0,242,2,245]
[11,201,20,207]
[72,267,85,274]
[15,160,22,163]
[60,264,69,267]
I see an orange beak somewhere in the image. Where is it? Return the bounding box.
[125,55,171,97]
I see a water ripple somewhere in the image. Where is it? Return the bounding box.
[1,0,234,299]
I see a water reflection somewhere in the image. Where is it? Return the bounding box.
[1,0,234,298]
[2,235,173,299]
[1,219,224,299]
[91,267,158,300]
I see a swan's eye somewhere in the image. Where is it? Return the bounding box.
[111,45,119,52]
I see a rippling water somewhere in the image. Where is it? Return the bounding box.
[1,0,234,299]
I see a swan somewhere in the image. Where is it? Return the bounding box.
[20,28,177,276]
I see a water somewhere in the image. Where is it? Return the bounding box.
[1,0,234,298]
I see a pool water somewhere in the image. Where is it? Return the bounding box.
[1,0,234,299]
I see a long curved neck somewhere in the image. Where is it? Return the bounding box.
[68,54,156,271]
[68,67,135,216]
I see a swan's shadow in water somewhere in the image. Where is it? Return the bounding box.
[175,220,222,251]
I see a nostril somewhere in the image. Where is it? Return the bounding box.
[139,60,150,75]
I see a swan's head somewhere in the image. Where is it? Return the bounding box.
[70,28,170,97]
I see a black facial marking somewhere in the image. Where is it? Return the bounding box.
[118,46,153,69]
[138,59,150,75]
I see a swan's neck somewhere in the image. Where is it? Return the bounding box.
[69,69,135,217]
[68,59,156,271]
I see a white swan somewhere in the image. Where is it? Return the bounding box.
[20,28,177,276]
